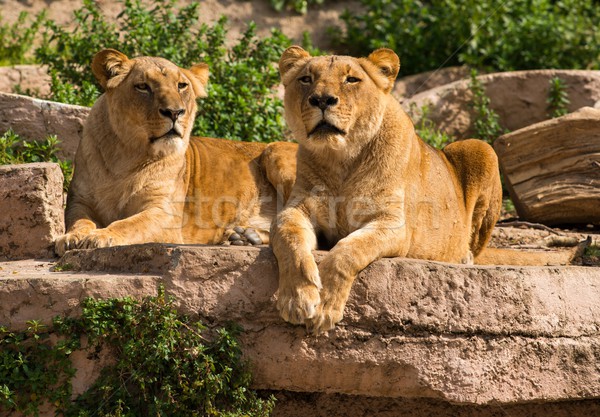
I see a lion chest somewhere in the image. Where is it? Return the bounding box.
[306,179,390,245]
[93,169,181,227]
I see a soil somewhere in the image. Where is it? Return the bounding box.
[0,0,361,49]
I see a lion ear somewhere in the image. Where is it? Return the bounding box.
[366,48,400,93]
[92,49,132,90]
[279,46,311,81]
[185,63,210,98]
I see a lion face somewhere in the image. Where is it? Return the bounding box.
[279,46,400,155]
[92,49,209,159]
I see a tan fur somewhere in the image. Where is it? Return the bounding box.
[271,47,503,334]
[55,49,297,256]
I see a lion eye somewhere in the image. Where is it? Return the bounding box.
[135,83,151,92]
[178,82,188,90]
[345,76,361,84]
[298,75,312,85]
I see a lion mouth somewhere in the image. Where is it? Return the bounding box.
[308,120,346,137]
[150,128,183,143]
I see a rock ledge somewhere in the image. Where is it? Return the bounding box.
[2,244,599,407]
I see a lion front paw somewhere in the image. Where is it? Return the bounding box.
[55,230,90,256]
[78,229,122,250]
[307,291,346,335]
[277,283,321,325]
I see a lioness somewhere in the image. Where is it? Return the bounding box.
[55,49,297,256]
[271,46,502,334]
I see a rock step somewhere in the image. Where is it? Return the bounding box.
[2,244,599,405]
[0,163,64,260]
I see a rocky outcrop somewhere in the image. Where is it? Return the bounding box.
[394,66,472,99]
[2,244,600,408]
[494,107,600,225]
[404,69,600,139]
[0,163,64,260]
[0,92,89,160]
[0,65,51,96]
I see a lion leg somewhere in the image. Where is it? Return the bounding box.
[442,139,502,258]
[271,205,320,325]
[77,208,183,250]
[470,170,502,256]
[310,219,406,334]
[55,194,103,256]
[261,141,297,204]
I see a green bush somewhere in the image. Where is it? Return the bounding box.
[331,0,600,76]
[469,70,504,144]
[547,76,570,118]
[1,289,274,416]
[35,0,291,142]
[0,11,45,66]
[269,0,325,14]
[410,103,454,149]
[0,129,73,191]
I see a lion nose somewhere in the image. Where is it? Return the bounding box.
[308,94,338,111]
[159,107,185,122]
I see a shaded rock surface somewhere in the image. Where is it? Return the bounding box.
[495,106,600,225]
[270,392,600,417]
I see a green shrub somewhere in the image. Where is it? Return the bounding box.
[0,320,76,415]
[469,70,504,143]
[35,0,291,142]
[547,76,570,118]
[0,11,45,66]
[0,129,73,191]
[331,0,600,76]
[1,290,274,416]
[411,103,454,149]
[269,0,325,14]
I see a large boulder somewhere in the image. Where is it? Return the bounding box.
[0,92,89,160]
[494,107,600,225]
[404,69,600,139]
[393,66,472,99]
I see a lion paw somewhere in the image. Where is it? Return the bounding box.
[224,226,264,246]
[277,283,321,325]
[55,230,90,256]
[307,295,345,335]
[78,229,121,250]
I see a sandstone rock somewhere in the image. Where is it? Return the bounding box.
[394,66,472,99]
[404,70,600,139]
[0,65,51,96]
[494,107,600,225]
[2,244,599,406]
[0,92,90,160]
[0,163,65,260]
